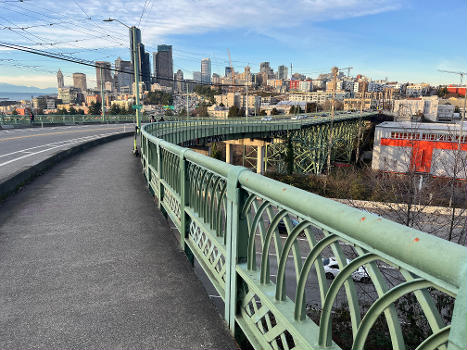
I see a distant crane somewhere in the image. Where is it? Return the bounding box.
[340,66,353,78]
[438,69,467,86]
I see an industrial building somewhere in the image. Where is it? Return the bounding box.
[372,121,467,178]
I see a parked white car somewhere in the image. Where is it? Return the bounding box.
[322,257,370,283]
[291,114,307,120]
[261,116,273,121]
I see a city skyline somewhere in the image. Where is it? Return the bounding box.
[0,0,465,89]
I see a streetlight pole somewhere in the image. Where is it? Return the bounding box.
[131,26,142,134]
[103,18,141,153]
[99,66,106,122]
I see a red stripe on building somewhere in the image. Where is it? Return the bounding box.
[381,138,467,173]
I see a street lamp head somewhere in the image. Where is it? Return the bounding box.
[103,18,114,22]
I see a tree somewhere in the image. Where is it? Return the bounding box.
[88,101,101,115]
[259,110,267,116]
[178,108,187,117]
[110,104,121,115]
[306,102,318,113]
[11,108,18,115]
[144,91,173,106]
[271,108,280,115]
[165,109,174,116]
[68,106,77,115]
[228,105,241,118]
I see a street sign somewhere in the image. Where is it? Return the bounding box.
[163,105,175,110]
[132,104,143,110]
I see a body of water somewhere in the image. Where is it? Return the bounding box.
[0,92,56,101]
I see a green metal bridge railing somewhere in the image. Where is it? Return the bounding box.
[140,117,467,350]
[0,114,148,126]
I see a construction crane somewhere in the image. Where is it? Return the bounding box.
[226,48,235,84]
[340,66,353,78]
[438,69,467,86]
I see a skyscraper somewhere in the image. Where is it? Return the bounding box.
[201,58,211,84]
[225,66,233,78]
[278,65,288,80]
[193,71,201,83]
[260,62,270,73]
[153,44,173,88]
[174,69,184,92]
[57,69,64,89]
[95,61,113,90]
[129,26,150,91]
[114,57,132,93]
[72,72,87,92]
[140,48,151,90]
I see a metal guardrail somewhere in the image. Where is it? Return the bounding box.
[140,118,467,350]
[0,114,146,125]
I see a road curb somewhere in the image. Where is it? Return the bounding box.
[0,131,134,202]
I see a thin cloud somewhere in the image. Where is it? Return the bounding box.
[0,0,401,49]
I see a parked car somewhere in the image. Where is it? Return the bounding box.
[291,115,307,120]
[261,116,273,121]
[320,113,328,117]
[322,257,370,283]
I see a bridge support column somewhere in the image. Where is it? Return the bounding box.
[256,145,265,174]
[225,143,233,164]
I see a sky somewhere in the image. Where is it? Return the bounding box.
[0,0,465,89]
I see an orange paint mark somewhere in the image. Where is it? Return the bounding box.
[361,217,366,222]
[414,237,420,242]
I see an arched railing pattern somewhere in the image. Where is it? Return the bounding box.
[141,118,467,350]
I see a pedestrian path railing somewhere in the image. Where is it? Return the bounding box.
[141,119,467,350]
[0,114,143,126]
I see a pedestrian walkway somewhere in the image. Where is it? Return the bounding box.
[0,137,238,350]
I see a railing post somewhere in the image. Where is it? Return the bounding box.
[156,142,163,210]
[448,267,467,350]
[178,148,194,265]
[225,166,249,335]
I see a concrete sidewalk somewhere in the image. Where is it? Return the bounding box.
[0,137,238,350]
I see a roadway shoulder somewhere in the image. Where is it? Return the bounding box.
[0,131,134,202]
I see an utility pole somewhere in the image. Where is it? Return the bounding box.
[326,67,338,174]
[186,82,189,119]
[99,65,106,122]
[355,81,367,164]
[131,26,141,134]
[245,82,248,119]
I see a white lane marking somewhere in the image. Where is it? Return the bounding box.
[208,295,223,299]
[0,132,116,167]
[0,135,100,158]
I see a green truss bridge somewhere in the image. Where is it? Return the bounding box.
[140,115,467,350]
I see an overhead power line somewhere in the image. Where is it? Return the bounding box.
[0,41,254,88]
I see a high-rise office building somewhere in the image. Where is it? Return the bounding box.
[114,57,132,93]
[278,65,288,80]
[57,69,64,89]
[95,61,113,90]
[225,66,233,77]
[72,72,87,92]
[193,71,201,83]
[129,26,151,91]
[153,44,173,88]
[201,58,211,84]
[174,69,184,92]
[260,62,270,73]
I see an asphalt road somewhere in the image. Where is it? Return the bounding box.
[0,124,133,182]
[0,137,237,349]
